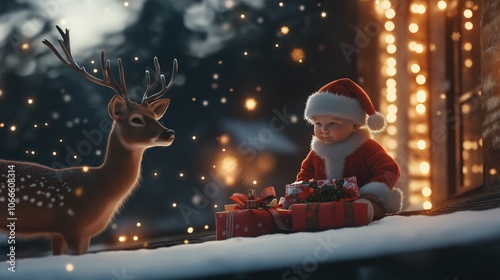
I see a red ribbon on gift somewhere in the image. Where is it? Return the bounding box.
[230,186,277,209]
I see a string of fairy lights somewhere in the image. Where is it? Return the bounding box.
[375,0,438,210]
[375,0,482,210]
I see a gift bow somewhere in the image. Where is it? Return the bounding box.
[230,186,277,209]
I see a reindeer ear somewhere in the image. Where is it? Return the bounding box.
[109,95,129,121]
[149,98,170,119]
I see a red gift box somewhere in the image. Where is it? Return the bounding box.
[292,201,369,231]
[283,177,360,209]
[216,186,292,240]
[215,208,292,240]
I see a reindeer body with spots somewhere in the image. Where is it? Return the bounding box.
[0,26,178,255]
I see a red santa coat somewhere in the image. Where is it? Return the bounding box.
[297,128,403,213]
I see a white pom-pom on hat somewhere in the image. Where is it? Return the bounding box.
[304,78,386,133]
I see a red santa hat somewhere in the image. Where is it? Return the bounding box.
[304,78,386,132]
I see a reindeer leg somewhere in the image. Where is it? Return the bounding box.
[51,234,69,255]
[66,234,90,255]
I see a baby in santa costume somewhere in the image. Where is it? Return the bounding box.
[297,78,403,221]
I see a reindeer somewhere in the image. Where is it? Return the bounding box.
[0,26,178,255]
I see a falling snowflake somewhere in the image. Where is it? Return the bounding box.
[451,32,461,41]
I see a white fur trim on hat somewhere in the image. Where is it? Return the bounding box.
[359,182,403,213]
[367,111,386,132]
[304,91,366,124]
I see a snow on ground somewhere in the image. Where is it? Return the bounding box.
[2,208,500,279]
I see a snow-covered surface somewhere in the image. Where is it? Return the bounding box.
[2,208,500,279]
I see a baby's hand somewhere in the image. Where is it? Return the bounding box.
[362,194,379,203]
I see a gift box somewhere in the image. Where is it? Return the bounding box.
[216,186,292,240]
[283,177,360,209]
[291,201,369,231]
[216,208,292,240]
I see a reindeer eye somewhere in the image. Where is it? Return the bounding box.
[130,116,146,127]
[131,118,143,124]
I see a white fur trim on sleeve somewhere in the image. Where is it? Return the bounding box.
[359,182,403,213]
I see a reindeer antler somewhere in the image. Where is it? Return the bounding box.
[42,25,133,106]
[141,58,178,104]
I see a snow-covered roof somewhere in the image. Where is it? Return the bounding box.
[2,208,500,279]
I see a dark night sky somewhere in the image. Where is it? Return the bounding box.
[0,0,358,247]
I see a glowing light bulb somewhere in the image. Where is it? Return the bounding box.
[385,21,395,31]
[423,201,432,210]
[386,91,397,102]
[386,44,397,54]
[416,90,427,103]
[422,187,432,197]
[387,125,397,135]
[385,9,396,19]
[386,114,397,123]
[417,140,427,150]
[409,23,419,33]
[387,104,398,114]
[464,42,472,51]
[385,34,395,44]
[414,44,424,53]
[386,67,397,76]
[410,64,420,73]
[245,98,257,111]
[380,0,391,9]
[387,139,398,149]
[420,162,430,174]
[437,1,447,10]
[386,78,396,88]
[386,57,396,67]
[416,75,426,85]
[464,59,473,68]
[187,227,194,234]
[416,104,426,114]
[463,9,473,18]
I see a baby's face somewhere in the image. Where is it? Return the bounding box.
[312,114,358,145]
